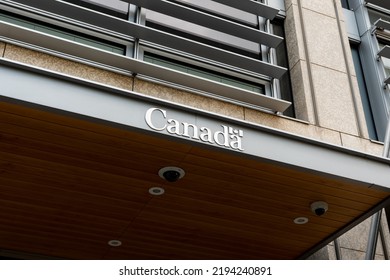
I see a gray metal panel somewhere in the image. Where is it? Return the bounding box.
[374,18,390,31]
[354,0,390,141]
[378,45,390,59]
[134,63,291,112]
[172,0,258,26]
[0,0,286,79]
[208,0,279,20]
[81,0,129,13]
[0,23,290,112]
[1,60,390,191]
[367,0,390,10]
[121,0,283,48]
[343,8,360,42]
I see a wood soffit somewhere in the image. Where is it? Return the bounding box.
[0,101,389,260]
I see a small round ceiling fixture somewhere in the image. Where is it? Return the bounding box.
[149,186,165,196]
[294,217,309,225]
[108,240,122,247]
[158,166,185,182]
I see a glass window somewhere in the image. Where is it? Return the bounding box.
[141,3,293,115]
[144,52,265,94]
[350,44,378,140]
[341,0,350,9]
[368,8,390,27]
[144,8,261,59]
[378,42,390,77]
[0,10,126,54]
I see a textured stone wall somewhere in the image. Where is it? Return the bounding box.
[310,211,390,260]
[2,44,134,91]
[284,0,369,138]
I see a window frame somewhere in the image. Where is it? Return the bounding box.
[0,0,292,114]
[140,47,269,95]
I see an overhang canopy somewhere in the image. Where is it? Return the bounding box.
[0,60,390,259]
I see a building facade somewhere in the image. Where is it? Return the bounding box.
[0,0,389,259]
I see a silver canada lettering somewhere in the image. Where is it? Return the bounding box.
[145,108,243,151]
[167,118,181,135]
[182,123,199,139]
[199,127,213,144]
[145,108,166,131]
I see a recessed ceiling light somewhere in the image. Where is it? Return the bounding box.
[293,217,309,225]
[149,186,165,196]
[108,240,122,247]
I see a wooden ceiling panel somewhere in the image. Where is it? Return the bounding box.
[0,101,389,259]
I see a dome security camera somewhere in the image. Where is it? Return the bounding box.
[158,167,185,182]
[310,201,329,216]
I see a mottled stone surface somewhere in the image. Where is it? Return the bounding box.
[0,42,5,57]
[244,108,342,145]
[310,208,390,260]
[3,44,133,90]
[285,3,306,69]
[284,0,297,10]
[339,248,366,260]
[311,64,359,135]
[338,218,371,253]
[306,246,330,260]
[381,211,390,257]
[301,0,336,18]
[340,133,383,156]
[303,8,346,73]
[134,78,245,119]
[327,243,338,260]
[284,0,364,136]
[336,215,389,259]
[289,60,315,122]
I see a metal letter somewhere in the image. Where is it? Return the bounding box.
[145,108,167,131]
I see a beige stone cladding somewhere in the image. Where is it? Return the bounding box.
[285,0,369,139]
[310,211,390,260]
[0,42,5,57]
[2,44,133,91]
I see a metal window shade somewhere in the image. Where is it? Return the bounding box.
[0,23,291,112]
[204,0,279,20]
[374,18,390,31]
[121,0,283,48]
[79,0,128,13]
[376,29,390,42]
[378,45,390,59]
[366,0,390,10]
[63,0,129,17]
[145,10,261,54]
[170,0,258,27]
[0,0,287,79]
